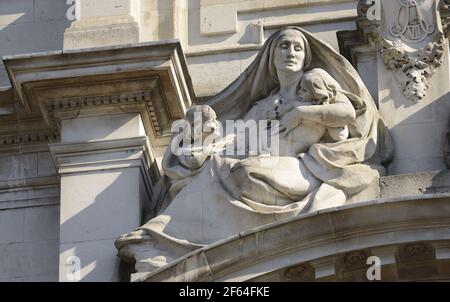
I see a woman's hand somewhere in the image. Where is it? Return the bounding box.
[279,107,303,136]
[277,102,295,117]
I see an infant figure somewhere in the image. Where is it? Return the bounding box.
[261,68,350,156]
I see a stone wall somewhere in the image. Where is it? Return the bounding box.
[2,0,449,282]
[0,0,71,87]
[0,0,358,97]
[0,0,370,282]
[177,0,359,97]
[0,152,59,281]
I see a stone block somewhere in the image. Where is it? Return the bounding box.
[356,53,378,104]
[391,122,446,159]
[380,170,450,199]
[0,242,26,278]
[387,120,448,174]
[387,158,445,176]
[24,205,59,242]
[61,114,145,143]
[0,208,24,244]
[78,0,132,19]
[23,240,59,278]
[187,51,253,97]
[0,153,37,181]
[0,20,69,56]
[200,4,238,36]
[0,0,34,26]
[34,0,69,22]
[63,17,139,50]
[37,152,57,177]
[60,168,142,243]
[0,222,58,280]
[60,239,121,282]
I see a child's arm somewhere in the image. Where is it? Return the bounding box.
[293,94,356,128]
[327,126,349,142]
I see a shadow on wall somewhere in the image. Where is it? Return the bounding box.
[0,0,71,87]
[383,91,450,175]
[59,168,152,282]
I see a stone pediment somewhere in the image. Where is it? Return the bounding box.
[3,40,195,147]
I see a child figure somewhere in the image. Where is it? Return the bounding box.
[297,68,349,142]
[174,105,236,169]
[256,68,352,156]
[174,105,221,170]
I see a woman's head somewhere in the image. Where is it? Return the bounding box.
[270,29,312,77]
[299,68,341,104]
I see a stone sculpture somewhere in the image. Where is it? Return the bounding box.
[115,27,393,274]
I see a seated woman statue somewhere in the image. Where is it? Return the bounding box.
[115,26,393,274]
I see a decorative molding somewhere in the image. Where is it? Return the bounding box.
[49,136,161,202]
[441,0,450,36]
[3,41,194,148]
[340,0,446,102]
[0,176,60,210]
[284,265,306,280]
[46,91,163,137]
[380,34,446,102]
[0,131,59,147]
[343,251,367,267]
[0,114,59,154]
[358,0,381,21]
[404,243,428,257]
[337,1,381,67]
[388,0,435,43]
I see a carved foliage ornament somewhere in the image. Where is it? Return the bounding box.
[361,0,445,102]
[380,35,445,102]
[441,0,450,35]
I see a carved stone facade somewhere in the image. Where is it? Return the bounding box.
[1,0,450,283]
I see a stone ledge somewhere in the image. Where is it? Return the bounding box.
[3,40,195,148]
[380,170,450,199]
[135,193,450,281]
[0,176,60,210]
[50,136,159,193]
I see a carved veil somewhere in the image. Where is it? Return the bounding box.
[208,26,393,195]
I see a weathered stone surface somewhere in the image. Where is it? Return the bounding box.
[138,195,450,282]
[380,170,450,199]
[116,27,392,280]
[60,239,120,282]
[1,0,450,284]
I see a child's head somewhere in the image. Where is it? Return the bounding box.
[185,105,217,124]
[184,105,220,142]
[298,68,342,105]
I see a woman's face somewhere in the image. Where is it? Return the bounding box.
[273,30,306,73]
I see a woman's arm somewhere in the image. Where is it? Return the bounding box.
[295,93,356,128]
